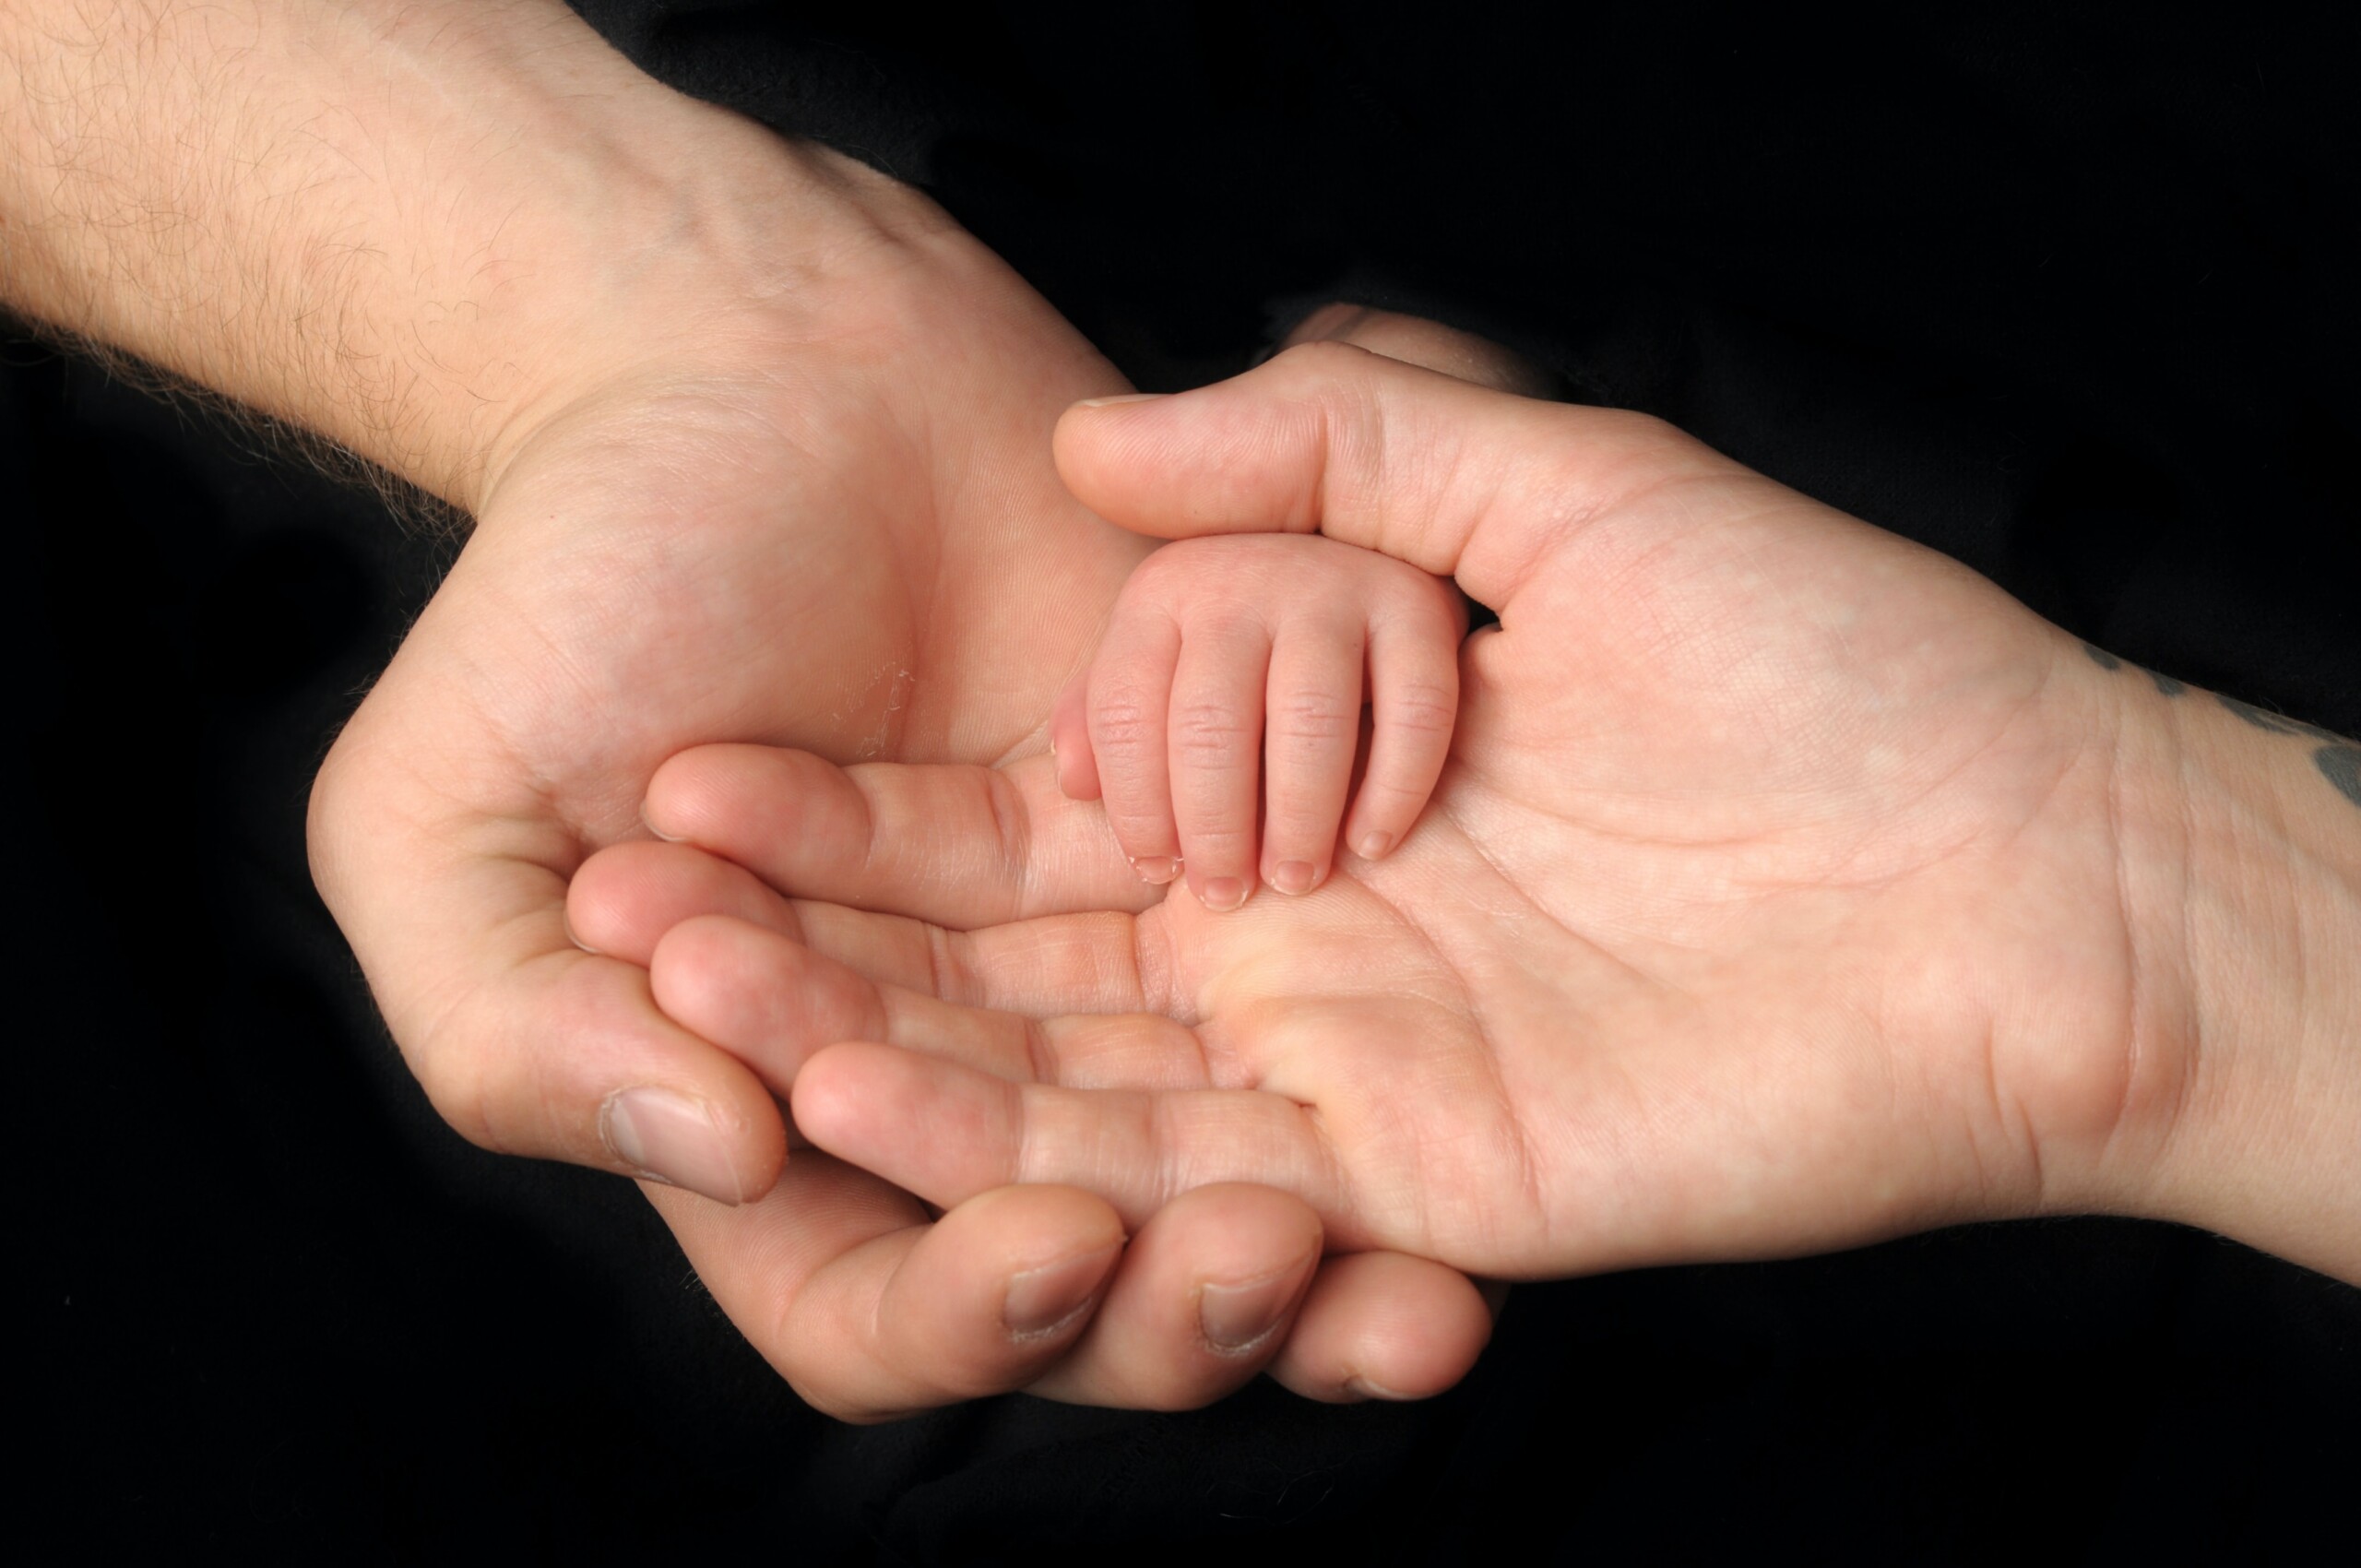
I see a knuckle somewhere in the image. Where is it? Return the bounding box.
[1267,688,1356,748]
[1089,694,1161,756]
[1180,825,1253,857]
[1108,807,1179,849]
[1264,809,1338,849]
[1377,680,1458,738]
[1172,700,1256,769]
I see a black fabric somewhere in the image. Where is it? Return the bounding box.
[21,4,2357,1557]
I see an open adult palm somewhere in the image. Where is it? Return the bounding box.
[597,343,2201,1281]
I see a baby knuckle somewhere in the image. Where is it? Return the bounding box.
[1109,807,1178,847]
[1172,701,1254,766]
[1090,697,1160,754]
[1379,681,1458,736]
[1269,689,1355,746]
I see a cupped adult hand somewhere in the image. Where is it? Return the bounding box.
[0,0,1491,1418]
[300,160,1510,1412]
[600,343,2361,1289]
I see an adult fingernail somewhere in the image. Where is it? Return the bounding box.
[1355,831,1394,861]
[1199,1256,1313,1353]
[1343,1375,1414,1401]
[602,1087,744,1205]
[1004,1243,1122,1337]
[1199,876,1249,911]
[1074,392,1170,408]
[1132,855,1180,885]
[1270,861,1317,896]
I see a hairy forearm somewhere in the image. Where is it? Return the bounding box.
[2100,652,2361,1280]
[0,0,855,506]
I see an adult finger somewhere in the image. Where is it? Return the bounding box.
[1054,341,1731,612]
[572,838,973,1003]
[647,914,1217,1093]
[1024,1183,1322,1409]
[642,744,1155,928]
[576,834,1181,1021]
[656,1119,1482,1417]
[791,1040,1369,1245]
[567,837,809,962]
[650,1163,1122,1421]
[658,1160,1403,1419]
[1266,1250,1495,1403]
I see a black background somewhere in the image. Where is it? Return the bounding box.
[18,4,2358,1559]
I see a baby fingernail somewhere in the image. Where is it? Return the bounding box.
[1356,831,1394,861]
[1200,876,1249,911]
[1199,1257,1313,1352]
[1270,861,1317,895]
[1004,1243,1121,1337]
[602,1087,744,1206]
[1132,855,1180,885]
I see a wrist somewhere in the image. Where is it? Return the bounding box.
[0,0,943,509]
[2103,664,2361,1279]
[465,120,938,509]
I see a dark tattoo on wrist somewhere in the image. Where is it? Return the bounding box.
[2318,747,2361,809]
[2213,693,2344,743]
[2081,642,2357,813]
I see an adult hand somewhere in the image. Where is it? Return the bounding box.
[608,343,2361,1288]
[4,0,1491,1417]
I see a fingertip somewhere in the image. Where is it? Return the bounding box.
[1192,873,1253,913]
[789,1040,1008,1210]
[1267,1252,1491,1405]
[858,1183,1130,1408]
[1054,731,1103,802]
[567,838,801,967]
[1020,1183,1323,1410]
[782,1038,882,1151]
[964,1185,1130,1337]
[648,916,886,1095]
[1050,671,1103,801]
[1265,858,1323,897]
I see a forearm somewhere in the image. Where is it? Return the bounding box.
[2110,670,2361,1280]
[0,0,866,506]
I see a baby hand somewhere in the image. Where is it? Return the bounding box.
[1051,533,1466,909]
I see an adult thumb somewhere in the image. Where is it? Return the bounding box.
[1052,340,1726,611]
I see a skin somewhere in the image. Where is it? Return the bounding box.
[579,344,2361,1290]
[3,0,1499,1418]
[1051,532,1468,909]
